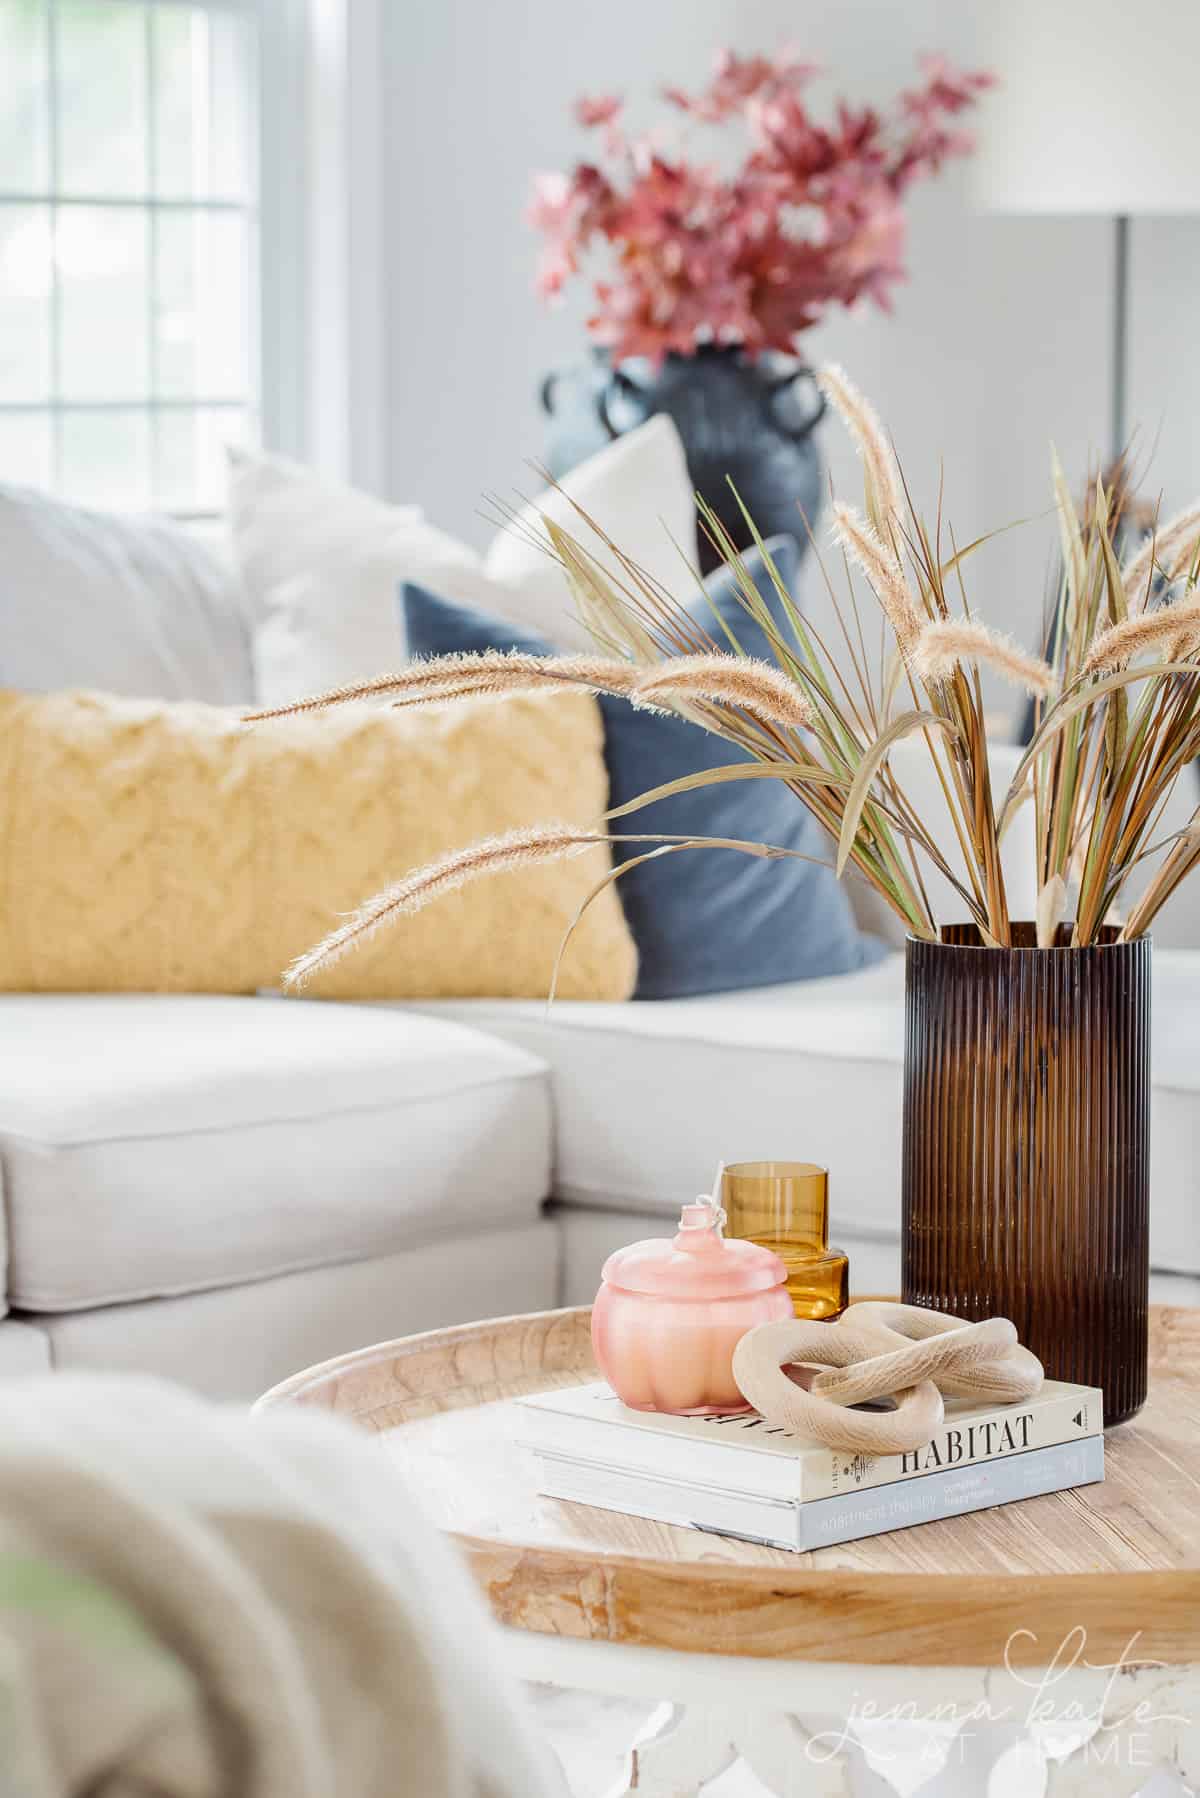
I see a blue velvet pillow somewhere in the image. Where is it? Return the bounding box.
[401,537,885,998]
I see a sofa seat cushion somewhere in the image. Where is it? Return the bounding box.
[0,1319,51,1374]
[417,947,1200,1279]
[0,994,551,1312]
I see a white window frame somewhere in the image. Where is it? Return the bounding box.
[257,0,305,468]
[0,0,269,515]
[0,0,377,508]
[261,0,385,491]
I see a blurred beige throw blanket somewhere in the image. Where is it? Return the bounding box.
[0,1377,558,1798]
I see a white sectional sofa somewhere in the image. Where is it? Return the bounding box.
[3,481,1198,1398]
[3,909,1198,1399]
[428,943,1200,1317]
[0,993,559,1394]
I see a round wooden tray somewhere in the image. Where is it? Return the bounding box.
[257,1304,1200,1668]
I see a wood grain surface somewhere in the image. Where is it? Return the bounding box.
[257,1304,1200,1667]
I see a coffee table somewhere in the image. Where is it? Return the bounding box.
[258,1305,1200,1796]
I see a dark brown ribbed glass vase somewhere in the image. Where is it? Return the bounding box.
[902,922,1150,1425]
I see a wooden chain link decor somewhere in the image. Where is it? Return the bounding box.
[731,1300,1045,1454]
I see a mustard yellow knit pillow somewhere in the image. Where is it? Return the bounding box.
[0,688,637,1000]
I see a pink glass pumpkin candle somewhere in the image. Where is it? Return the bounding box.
[591,1200,793,1415]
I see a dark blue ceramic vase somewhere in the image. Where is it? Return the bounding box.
[541,344,825,574]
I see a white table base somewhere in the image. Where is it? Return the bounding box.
[507,1630,1200,1798]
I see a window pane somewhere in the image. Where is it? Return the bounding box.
[153,6,250,201]
[0,414,53,491]
[0,0,50,189]
[58,206,149,400]
[60,408,150,509]
[154,404,246,510]
[2,2,259,516]
[57,0,148,197]
[154,210,248,398]
[0,205,52,401]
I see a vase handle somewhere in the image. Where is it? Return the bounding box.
[597,367,649,440]
[763,366,826,441]
[539,370,561,416]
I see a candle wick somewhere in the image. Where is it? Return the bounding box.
[703,1160,728,1235]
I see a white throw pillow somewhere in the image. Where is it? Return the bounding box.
[228,447,488,705]
[231,416,696,705]
[482,414,696,642]
[0,484,252,703]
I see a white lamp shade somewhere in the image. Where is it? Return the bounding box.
[975,0,1200,215]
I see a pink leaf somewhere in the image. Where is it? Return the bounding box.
[532,49,995,348]
[574,93,623,128]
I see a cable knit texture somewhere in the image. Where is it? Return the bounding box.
[0,688,637,1000]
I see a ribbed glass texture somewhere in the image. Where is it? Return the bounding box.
[902,923,1150,1424]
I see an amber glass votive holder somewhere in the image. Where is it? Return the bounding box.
[721,1161,848,1320]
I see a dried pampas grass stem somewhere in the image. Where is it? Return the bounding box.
[246,670,430,720]
[286,818,824,993]
[912,618,1057,699]
[631,655,814,730]
[246,651,641,722]
[1122,502,1200,609]
[248,647,816,734]
[283,825,608,988]
[818,363,905,533]
[830,503,924,659]
[1085,599,1200,675]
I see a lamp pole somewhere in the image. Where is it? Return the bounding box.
[1111,213,1130,467]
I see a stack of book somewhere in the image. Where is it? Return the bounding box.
[517,1378,1104,1552]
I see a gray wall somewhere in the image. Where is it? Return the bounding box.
[377,0,1200,681]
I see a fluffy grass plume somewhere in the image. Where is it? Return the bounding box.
[249,647,816,732]
[284,825,607,988]
[818,363,905,534]
[246,652,641,721]
[1122,502,1200,609]
[913,618,1057,698]
[829,503,924,657]
[1084,599,1200,673]
[632,655,815,729]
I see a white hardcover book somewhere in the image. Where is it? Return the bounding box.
[536,1436,1106,1552]
[518,1379,1103,1503]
